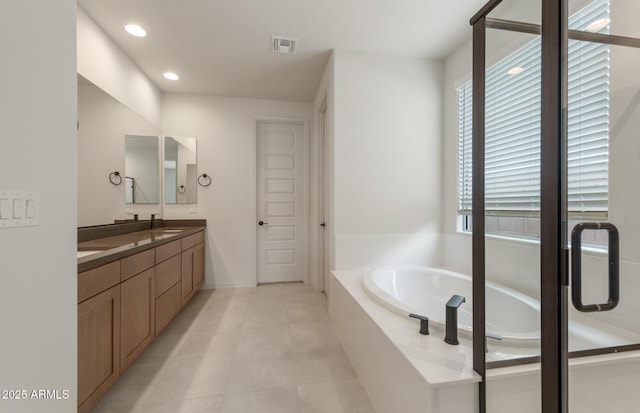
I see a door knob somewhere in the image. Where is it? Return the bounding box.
[320,222,326,227]
[258,221,268,226]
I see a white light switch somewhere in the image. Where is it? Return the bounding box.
[13,199,25,219]
[0,199,10,219]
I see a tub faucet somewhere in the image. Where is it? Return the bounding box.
[409,313,430,335]
[444,294,465,345]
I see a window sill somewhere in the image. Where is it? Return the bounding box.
[456,230,608,257]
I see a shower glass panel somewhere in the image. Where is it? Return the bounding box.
[483,0,542,368]
[566,6,640,409]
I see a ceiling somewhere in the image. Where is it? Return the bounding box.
[78,0,486,102]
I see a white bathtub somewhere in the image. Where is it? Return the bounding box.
[333,268,640,413]
[362,266,541,346]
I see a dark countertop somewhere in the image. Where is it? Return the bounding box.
[78,226,206,273]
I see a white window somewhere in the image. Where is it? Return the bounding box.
[457,0,610,238]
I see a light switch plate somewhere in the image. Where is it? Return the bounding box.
[0,191,39,228]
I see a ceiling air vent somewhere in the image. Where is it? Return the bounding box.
[272,36,298,54]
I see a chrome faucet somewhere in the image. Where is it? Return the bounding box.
[444,294,465,345]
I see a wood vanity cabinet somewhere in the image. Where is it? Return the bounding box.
[78,284,121,413]
[78,229,205,413]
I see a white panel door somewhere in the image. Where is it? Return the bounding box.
[257,121,304,283]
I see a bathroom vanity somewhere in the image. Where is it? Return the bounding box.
[76,222,205,413]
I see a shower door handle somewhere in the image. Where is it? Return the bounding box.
[571,222,619,312]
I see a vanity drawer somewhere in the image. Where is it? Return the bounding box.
[181,234,196,251]
[194,231,204,245]
[121,249,155,282]
[155,254,181,298]
[156,239,182,264]
[78,261,121,304]
[155,282,181,335]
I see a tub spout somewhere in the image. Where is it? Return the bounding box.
[444,294,465,345]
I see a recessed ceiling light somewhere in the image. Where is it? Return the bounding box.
[125,24,146,37]
[508,66,525,75]
[163,72,179,81]
[586,18,611,32]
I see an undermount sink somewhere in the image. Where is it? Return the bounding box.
[77,250,104,258]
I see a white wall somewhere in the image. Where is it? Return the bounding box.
[77,82,162,226]
[77,6,162,127]
[309,52,336,291]
[332,50,444,270]
[161,94,312,288]
[0,2,77,412]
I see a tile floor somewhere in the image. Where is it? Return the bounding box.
[90,283,376,413]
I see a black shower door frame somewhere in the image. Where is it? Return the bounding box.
[471,2,568,411]
[471,1,640,412]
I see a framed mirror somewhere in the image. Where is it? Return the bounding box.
[125,135,160,204]
[164,136,197,204]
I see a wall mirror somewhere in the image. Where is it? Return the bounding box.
[125,135,160,204]
[164,136,197,204]
[77,75,161,226]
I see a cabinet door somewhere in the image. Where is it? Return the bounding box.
[194,242,205,290]
[181,247,194,306]
[155,254,181,298]
[78,285,121,413]
[156,282,182,335]
[120,267,155,372]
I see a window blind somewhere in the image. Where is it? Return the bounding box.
[457,0,610,217]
